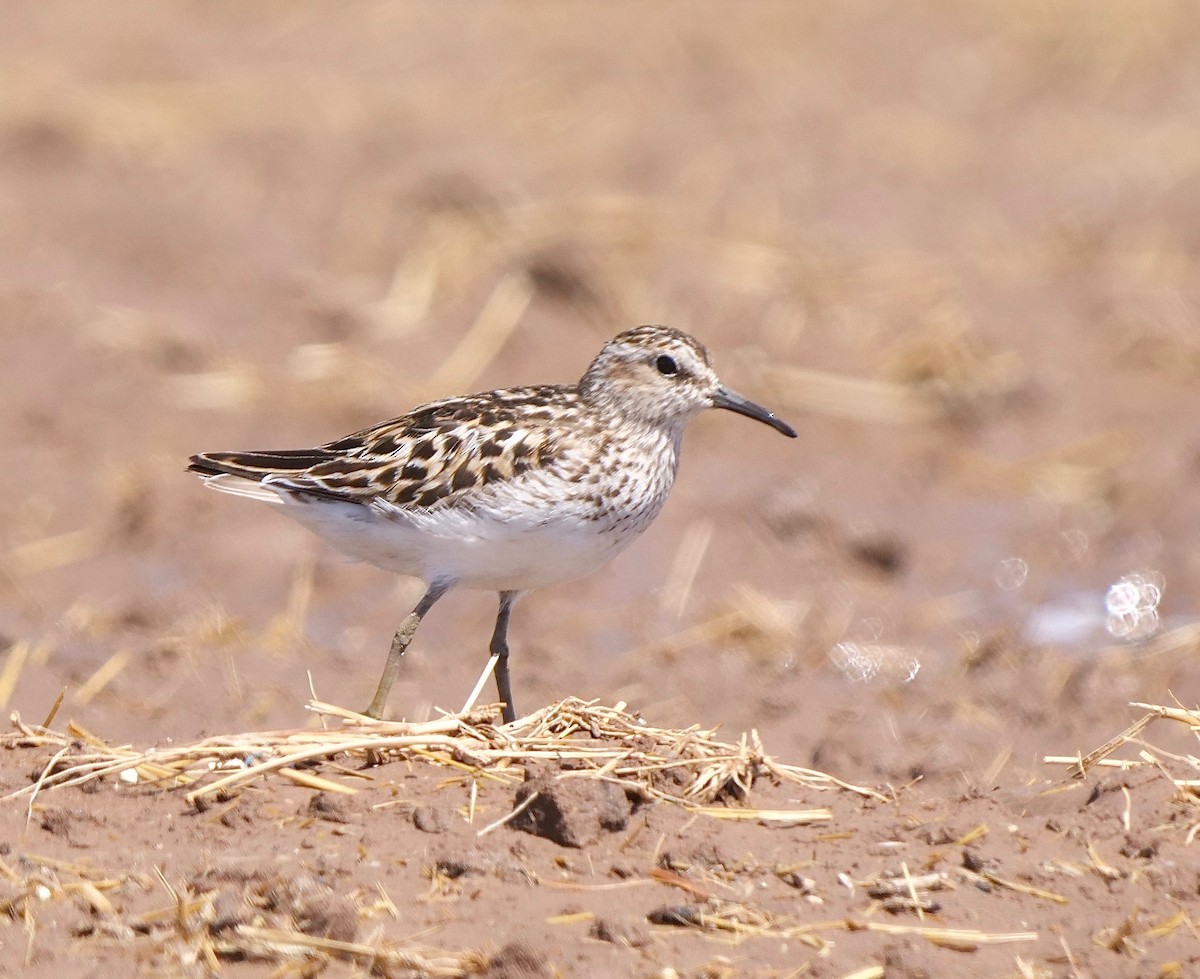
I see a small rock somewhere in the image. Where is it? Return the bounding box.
[479,941,552,979]
[413,805,451,834]
[647,904,702,927]
[292,891,358,943]
[590,916,651,948]
[305,792,351,824]
[779,871,816,894]
[434,852,489,879]
[961,847,986,873]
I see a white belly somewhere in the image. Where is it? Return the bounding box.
[282,495,639,590]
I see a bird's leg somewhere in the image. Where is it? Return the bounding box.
[489,591,521,724]
[363,581,450,719]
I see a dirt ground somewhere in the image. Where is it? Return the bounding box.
[2,2,1200,976]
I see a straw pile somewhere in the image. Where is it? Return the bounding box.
[5,697,880,814]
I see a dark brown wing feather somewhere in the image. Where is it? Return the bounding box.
[189,385,583,510]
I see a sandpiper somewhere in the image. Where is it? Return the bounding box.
[189,325,796,723]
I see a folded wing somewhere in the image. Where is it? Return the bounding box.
[188,385,572,512]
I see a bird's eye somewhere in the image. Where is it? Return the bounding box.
[655,355,678,376]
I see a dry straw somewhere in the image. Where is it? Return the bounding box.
[1043,700,1200,786]
[3,696,883,816]
[1043,700,1200,848]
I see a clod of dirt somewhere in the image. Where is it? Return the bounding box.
[37,805,95,846]
[292,892,358,943]
[659,841,732,872]
[186,869,358,943]
[219,801,256,828]
[648,761,691,794]
[1120,836,1157,859]
[916,824,959,846]
[262,873,358,943]
[589,916,651,948]
[882,940,934,979]
[208,889,249,933]
[434,851,490,879]
[510,770,632,848]
[413,805,452,834]
[761,487,825,541]
[961,847,988,873]
[647,904,703,927]
[191,866,259,887]
[304,792,352,824]
[525,246,604,309]
[846,530,907,575]
[479,941,552,979]
[38,806,74,838]
[808,737,859,779]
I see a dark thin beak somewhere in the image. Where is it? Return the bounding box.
[712,386,797,438]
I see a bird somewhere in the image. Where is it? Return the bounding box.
[188,325,796,724]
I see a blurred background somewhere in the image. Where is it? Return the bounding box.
[1,1,1198,782]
